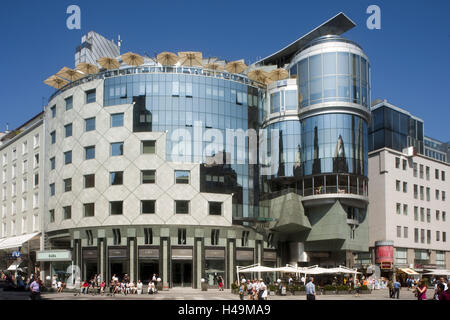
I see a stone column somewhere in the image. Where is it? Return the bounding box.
[97,229,106,282]
[194,228,204,289]
[227,230,236,288]
[127,228,137,282]
[160,227,170,289]
[255,237,263,279]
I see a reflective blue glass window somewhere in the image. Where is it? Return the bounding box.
[270,92,280,113]
[85,146,95,160]
[337,52,349,74]
[64,123,72,138]
[285,90,298,110]
[111,142,124,156]
[65,96,73,111]
[64,151,72,165]
[86,89,96,104]
[85,117,95,132]
[111,113,124,127]
[323,52,336,75]
[50,131,56,144]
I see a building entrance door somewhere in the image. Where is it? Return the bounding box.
[110,261,128,282]
[139,261,159,284]
[172,261,192,287]
[84,261,97,281]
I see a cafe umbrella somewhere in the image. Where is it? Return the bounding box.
[178,51,203,67]
[121,52,145,66]
[157,51,179,65]
[97,57,120,70]
[76,62,99,75]
[225,59,247,74]
[44,75,69,89]
[56,67,84,81]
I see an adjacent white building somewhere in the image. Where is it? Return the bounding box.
[368,101,450,278]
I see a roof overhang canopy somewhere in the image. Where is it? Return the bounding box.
[255,12,356,67]
[398,268,420,275]
[0,232,40,250]
[423,269,450,276]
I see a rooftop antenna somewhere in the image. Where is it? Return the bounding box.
[118,35,122,53]
[5,123,9,133]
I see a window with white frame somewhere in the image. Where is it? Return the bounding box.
[22,159,27,173]
[33,193,38,208]
[21,217,26,234]
[436,251,445,266]
[21,197,27,212]
[1,222,6,237]
[395,248,407,265]
[33,134,39,148]
[33,215,38,232]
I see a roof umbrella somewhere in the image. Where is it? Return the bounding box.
[76,62,99,75]
[248,69,269,83]
[157,51,179,65]
[121,52,145,66]
[56,67,84,81]
[225,59,247,74]
[205,62,224,72]
[44,75,69,89]
[178,51,203,67]
[97,57,120,70]
[268,68,289,81]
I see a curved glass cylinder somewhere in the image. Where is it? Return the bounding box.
[296,52,370,109]
[301,114,368,177]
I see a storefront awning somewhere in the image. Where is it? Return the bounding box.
[0,232,40,250]
[423,269,450,276]
[7,261,23,271]
[398,268,419,275]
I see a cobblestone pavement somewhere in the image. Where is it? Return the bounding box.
[0,287,435,300]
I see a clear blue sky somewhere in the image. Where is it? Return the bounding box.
[0,0,449,141]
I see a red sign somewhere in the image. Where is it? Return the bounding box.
[380,261,393,270]
[375,246,394,263]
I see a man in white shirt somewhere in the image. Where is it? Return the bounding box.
[137,280,143,294]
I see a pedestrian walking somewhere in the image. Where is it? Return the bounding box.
[29,277,41,300]
[387,279,394,298]
[239,281,245,301]
[247,280,253,300]
[393,279,401,299]
[305,277,316,301]
[415,280,427,300]
[218,276,224,291]
[354,279,361,297]
[100,281,106,295]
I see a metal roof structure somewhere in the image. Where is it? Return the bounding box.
[255,12,356,67]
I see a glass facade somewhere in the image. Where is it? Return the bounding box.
[261,115,368,199]
[104,73,261,219]
[369,106,424,154]
[296,51,370,108]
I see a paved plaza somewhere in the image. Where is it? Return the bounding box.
[0,287,436,300]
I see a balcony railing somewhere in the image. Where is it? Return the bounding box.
[49,65,262,102]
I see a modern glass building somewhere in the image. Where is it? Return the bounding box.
[1,13,373,288]
[369,99,424,155]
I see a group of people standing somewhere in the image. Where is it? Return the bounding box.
[238,278,268,300]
